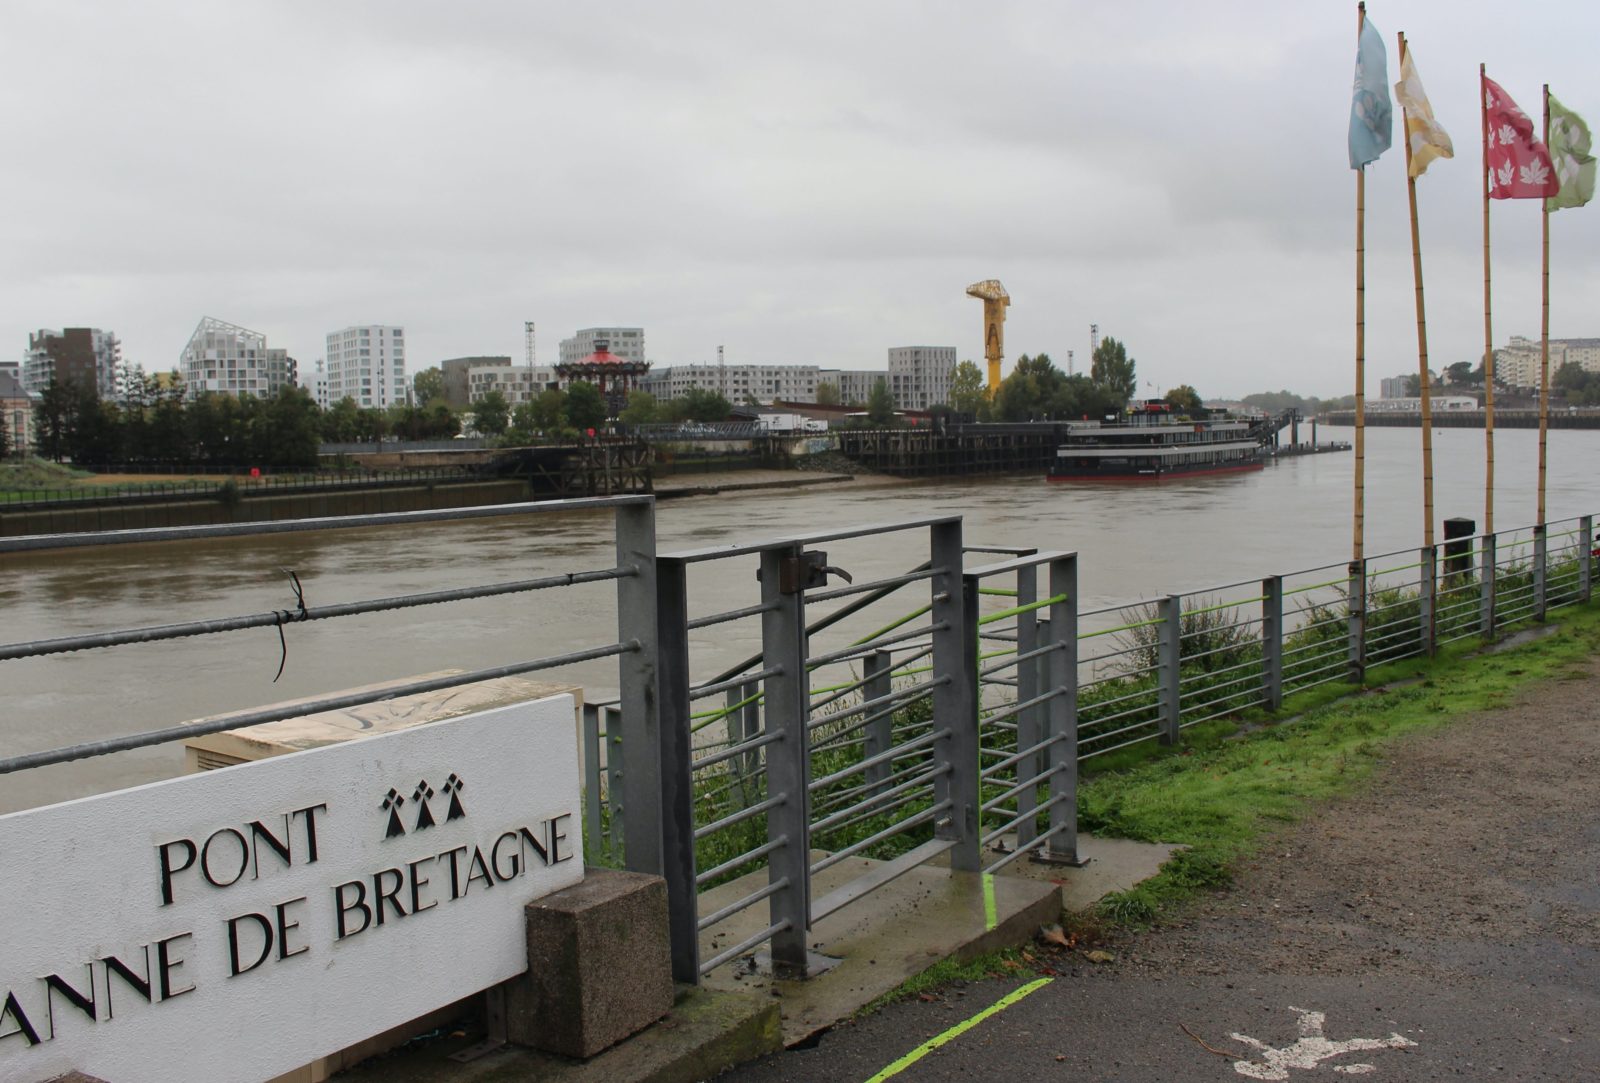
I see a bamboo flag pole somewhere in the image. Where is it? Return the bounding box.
[1538,84,1551,528]
[1480,63,1497,536]
[1399,32,1436,550]
[1353,3,1368,568]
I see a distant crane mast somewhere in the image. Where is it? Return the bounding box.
[1090,323,1100,358]
[718,344,725,400]
[965,279,1010,393]
[534,321,547,396]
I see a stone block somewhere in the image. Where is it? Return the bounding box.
[498,868,675,1059]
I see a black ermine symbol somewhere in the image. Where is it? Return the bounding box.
[443,773,467,821]
[412,779,437,831]
[381,788,406,838]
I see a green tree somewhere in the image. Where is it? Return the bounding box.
[993,354,1063,421]
[564,381,607,430]
[815,381,841,406]
[866,378,896,425]
[1403,374,1423,397]
[33,379,77,461]
[677,388,732,423]
[258,386,321,469]
[1445,361,1475,386]
[1163,384,1204,414]
[948,360,989,417]
[412,366,445,407]
[321,397,363,442]
[1090,337,1137,404]
[530,388,567,433]
[618,391,660,426]
[472,390,511,436]
[502,402,541,445]
[424,402,459,438]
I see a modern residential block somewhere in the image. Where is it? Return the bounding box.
[325,325,407,408]
[23,328,121,398]
[178,317,297,399]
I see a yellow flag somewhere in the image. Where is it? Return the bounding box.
[1394,48,1454,177]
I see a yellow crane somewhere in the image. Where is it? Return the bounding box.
[965,279,1010,393]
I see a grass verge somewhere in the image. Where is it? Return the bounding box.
[1079,602,1600,930]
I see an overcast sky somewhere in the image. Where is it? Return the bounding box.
[7,1,1597,398]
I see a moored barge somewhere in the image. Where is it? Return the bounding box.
[1048,401,1265,482]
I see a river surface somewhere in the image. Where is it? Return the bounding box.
[4,425,1597,813]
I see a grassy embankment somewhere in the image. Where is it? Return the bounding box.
[1077,601,1600,928]
[0,458,211,501]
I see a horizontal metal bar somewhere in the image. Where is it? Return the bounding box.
[0,566,635,661]
[980,734,1066,779]
[0,640,639,775]
[980,766,1063,814]
[0,496,653,553]
[981,794,1069,846]
[980,686,1067,728]
[807,568,941,603]
[690,666,783,705]
[1078,730,1163,761]
[811,763,949,834]
[697,836,790,887]
[808,622,948,667]
[686,600,780,630]
[663,516,961,563]
[809,801,950,875]
[1078,715,1162,747]
[962,550,1074,580]
[693,730,783,772]
[985,822,1072,874]
[699,920,791,976]
[810,727,951,791]
[698,878,790,932]
[808,677,946,732]
[810,838,957,924]
[694,793,787,841]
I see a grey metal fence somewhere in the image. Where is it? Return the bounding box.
[2,502,1594,993]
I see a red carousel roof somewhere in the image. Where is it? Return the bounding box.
[574,350,629,366]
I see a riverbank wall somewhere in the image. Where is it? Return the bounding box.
[1320,408,1600,428]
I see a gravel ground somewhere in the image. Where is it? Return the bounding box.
[722,651,1600,1081]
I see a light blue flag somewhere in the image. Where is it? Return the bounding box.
[1348,16,1393,169]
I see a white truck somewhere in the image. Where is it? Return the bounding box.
[757,413,828,434]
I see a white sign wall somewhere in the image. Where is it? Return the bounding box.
[0,695,584,1083]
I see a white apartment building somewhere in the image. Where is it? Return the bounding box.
[887,346,956,410]
[559,328,645,366]
[307,359,331,410]
[23,327,121,398]
[643,363,821,403]
[178,317,296,399]
[325,325,407,408]
[1494,335,1600,389]
[467,364,545,406]
[818,369,888,406]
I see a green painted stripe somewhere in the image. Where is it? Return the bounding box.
[982,872,997,931]
[860,977,1053,1083]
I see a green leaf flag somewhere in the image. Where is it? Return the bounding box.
[1547,93,1595,211]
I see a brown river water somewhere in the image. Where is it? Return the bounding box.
[3,425,1597,814]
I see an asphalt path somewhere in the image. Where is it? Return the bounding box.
[718,653,1600,1082]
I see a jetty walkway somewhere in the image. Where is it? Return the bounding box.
[722,648,1600,1082]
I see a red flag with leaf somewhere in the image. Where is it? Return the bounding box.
[1483,74,1558,198]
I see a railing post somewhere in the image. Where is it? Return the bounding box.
[582,702,603,864]
[1419,547,1437,658]
[1157,594,1182,745]
[1480,533,1498,640]
[653,555,700,983]
[1582,516,1594,604]
[1533,524,1548,621]
[1013,565,1041,852]
[1261,575,1283,711]
[933,520,979,872]
[724,682,759,809]
[759,545,813,977]
[614,500,660,872]
[1040,553,1080,866]
[1346,559,1366,684]
[604,704,623,861]
[862,650,894,797]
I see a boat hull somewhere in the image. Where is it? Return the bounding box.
[1047,459,1265,482]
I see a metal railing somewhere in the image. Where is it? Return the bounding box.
[3,501,1595,993]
